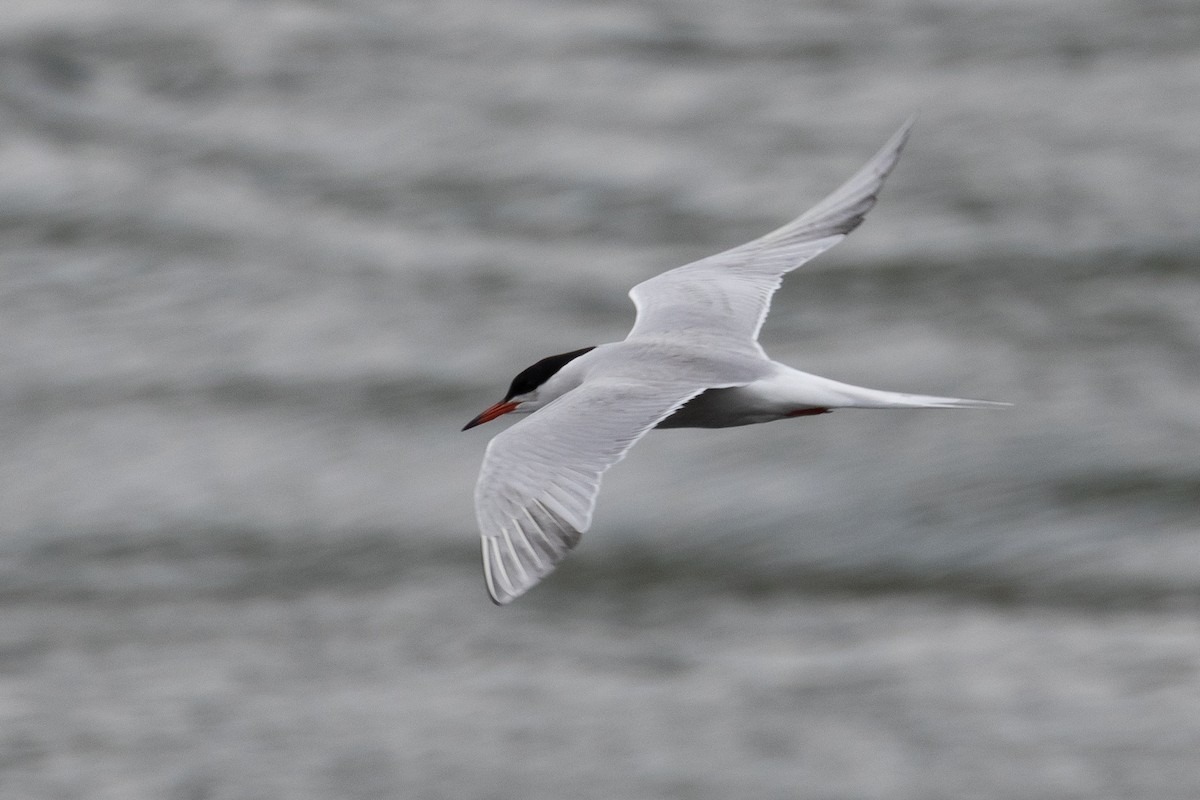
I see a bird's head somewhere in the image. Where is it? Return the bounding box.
[462,346,596,430]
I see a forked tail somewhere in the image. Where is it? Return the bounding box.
[783,368,1010,410]
[855,391,1010,409]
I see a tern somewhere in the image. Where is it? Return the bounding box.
[463,118,1004,604]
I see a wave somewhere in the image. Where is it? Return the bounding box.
[6,523,1198,611]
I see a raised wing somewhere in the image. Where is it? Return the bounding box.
[474,378,706,604]
[627,117,914,348]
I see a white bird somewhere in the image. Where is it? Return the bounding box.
[463,118,1005,604]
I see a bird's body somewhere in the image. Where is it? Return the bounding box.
[463,118,1005,604]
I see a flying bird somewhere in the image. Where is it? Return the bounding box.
[463,118,1004,604]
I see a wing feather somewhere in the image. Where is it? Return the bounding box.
[627,117,914,347]
[474,378,706,604]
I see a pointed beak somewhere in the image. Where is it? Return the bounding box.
[462,400,520,431]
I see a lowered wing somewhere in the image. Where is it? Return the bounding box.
[473,377,708,604]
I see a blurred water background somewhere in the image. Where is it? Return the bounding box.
[1,1,1199,798]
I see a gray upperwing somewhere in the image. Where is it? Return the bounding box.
[627,117,915,347]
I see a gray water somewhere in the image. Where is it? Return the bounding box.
[2,1,1199,798]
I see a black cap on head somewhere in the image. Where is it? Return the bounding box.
[503,346,595,401]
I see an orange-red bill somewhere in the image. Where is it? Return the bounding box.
[462,400,520,431]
